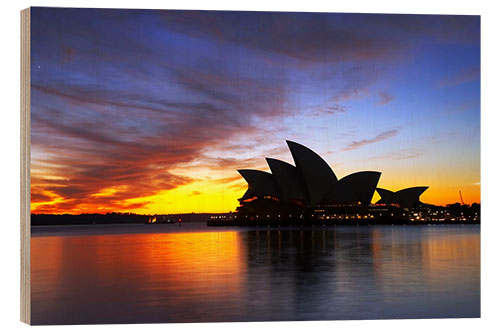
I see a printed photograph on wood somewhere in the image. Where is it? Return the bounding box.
[27,7,480,325]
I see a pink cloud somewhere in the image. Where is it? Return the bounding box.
[377,91,395,106]
[343,129,400,151]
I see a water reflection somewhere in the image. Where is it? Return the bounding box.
[31,225,479,324]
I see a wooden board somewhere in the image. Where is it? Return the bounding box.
[20,7,31,325]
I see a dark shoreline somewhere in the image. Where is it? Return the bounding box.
[30,213,215,226]
[29,219,480,227]
[207,218,480,227]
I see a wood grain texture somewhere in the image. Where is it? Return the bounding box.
[20,7,31,325]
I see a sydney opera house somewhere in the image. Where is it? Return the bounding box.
[235,140,428,222]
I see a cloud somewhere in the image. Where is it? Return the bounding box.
[31,191,54,203]
[377,91,395,106]
[30,60,287,213]
[343,129,400,151]
[312,104,349,116]
[439,66,480,88]
[159,12,403,64]
[227,182,248,191]
[32,199,154,215]
[159,11,479,65]
[29,8,305,213]
[326,104,348,114]
[209,175,244,184]
[196,156,263,171]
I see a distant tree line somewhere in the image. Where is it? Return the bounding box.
[31,212,150,226]
[31,212,226,225]
[445,203,480,217]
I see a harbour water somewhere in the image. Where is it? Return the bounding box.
[31,223,480,325]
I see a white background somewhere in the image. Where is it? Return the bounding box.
[1,0,499,332]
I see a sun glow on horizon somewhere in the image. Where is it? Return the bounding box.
[30,166,480,215]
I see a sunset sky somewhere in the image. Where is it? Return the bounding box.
[30,8,480,214]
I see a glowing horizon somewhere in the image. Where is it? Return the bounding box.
[30,8,480,215]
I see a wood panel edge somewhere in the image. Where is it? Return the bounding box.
[20,7,31,326]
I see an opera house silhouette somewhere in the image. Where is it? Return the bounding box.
[235,140,428,221]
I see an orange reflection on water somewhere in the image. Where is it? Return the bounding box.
[31,231,248,324]
[421,232,480,287]
[422,233,479,266]
[142,232,247,295]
